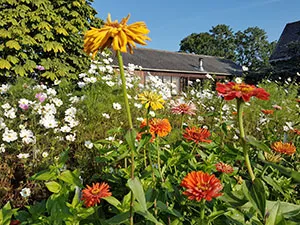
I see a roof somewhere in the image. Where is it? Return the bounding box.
[112,48,242,76]
[270,20,300,62]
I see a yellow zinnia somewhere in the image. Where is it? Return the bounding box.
[84,13,151,58]
[138,91,165,111]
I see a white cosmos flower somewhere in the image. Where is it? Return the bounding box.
[20,187,31,198]
[66,134,76,142]
[60,125,71,133]
[84,140,94,149]
[40,114,58,129]
[3,128,18,142]
[102,113,110,119]
[113,103,122,110]
[65,107,77,117]
[17,153,30,159]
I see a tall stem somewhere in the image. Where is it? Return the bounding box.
[237,99,255,181]
[116,50,135,224]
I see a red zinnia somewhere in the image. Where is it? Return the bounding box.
[180,171,223,201]
[183,127,212,144]
[215,162,234,174]
[271,141,296,156]
[216,82,270,102]
[81,182,112,207]
[292,129,300,135]
[261,109,274,115]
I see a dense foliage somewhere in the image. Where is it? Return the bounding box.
[0,0,102,81]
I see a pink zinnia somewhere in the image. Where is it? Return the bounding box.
[170,100,197,115]
[215,162,234,174]
[35,93,47,103]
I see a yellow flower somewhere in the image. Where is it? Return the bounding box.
[138,91,165,111]
[84,13,151,58]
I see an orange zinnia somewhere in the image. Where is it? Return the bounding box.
[81,182,112,207]
[271,141,296,155]
[215,162,234,174]
[216,82,270,102]
[261,109,274,115]
[180,171,223,201]
[140,118,171,137]
[183,127,212,144]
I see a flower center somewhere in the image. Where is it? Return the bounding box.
[197,183,209,191]
[91,189,100,195]
[232,84,254,93]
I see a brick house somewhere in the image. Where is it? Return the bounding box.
[112,48,242,92]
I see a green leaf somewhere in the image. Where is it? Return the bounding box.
[0,59,12,69]
[6,55,19,64]
[264,161,300,183]
[6,40,21,50]
[125,129,137,152]
[104,211,130,224]
[265,201,285,225]
[246,135,271,153]
[103,196,122,211]
[14,65,26,76]
[0,202,18,225]
[134,203,163,225]
[127,178,147,211]
[58,170,83,188]
[45,181,62,193]
[31,169,57,181]
[242,178,266,218]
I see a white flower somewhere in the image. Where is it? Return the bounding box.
[66,133,76,142]
[0,144,5,153]
[197,116,204,121]
[136,117,144,122]
[113,103,122,110]
[51,98,63,107]
[205,73,214,80]
[1,103,11,110]
[102,113,110,119]
[42,151,49,158]
[4,108,16,119]
[78,82,86,88]
[20,129,35,144]
[79,73,86,78]
[134,103,142,109]
[20,187,31,198]
[235,77,243,84]
[0,117,6,130]
[90,77,97,83]
[17,153,30,159]
[0,84,10,94]
[2,128,18,142]
[69,96,80,104]
[242,66,248,71]
[106,136,115,141]
[60,125,71,133]
[106,81,115,87]
[149,111,155,117]
[65,107,77,117]
[47,88,57,96]
[84,140,94,149]
[68,120,79,128]
[233,134,239,140]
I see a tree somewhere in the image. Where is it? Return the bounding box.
[235,27,276,71]
[0,0,102,81]
[180,24,235,60]
[179,25,276,71]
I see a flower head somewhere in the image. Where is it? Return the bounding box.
[292,129,300,135]
[170,100,197,115]
[138,118,172,141]
[261,109,274,115]
[180,171,223,201]
[84,13,151,58]
[20,187,31,198]
[81,182,112,207]
[215,162,234,174]
[138,91,165,111]
[271,141,296,155]
[216,82,270,102]
[183,127,212,144]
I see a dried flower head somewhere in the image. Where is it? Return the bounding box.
[81,182,112,207]
[180,171,223,201]
[215,162,234,174]
[261,109,274,115]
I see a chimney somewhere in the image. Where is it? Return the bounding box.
[199,58,205,72]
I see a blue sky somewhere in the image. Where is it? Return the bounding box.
[91,0,299,52]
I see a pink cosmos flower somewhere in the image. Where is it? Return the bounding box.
[272,104,282,110]
[19,104,29,110]
[36,65,45,71]
[170,100,197,115]
[35,93,47,103]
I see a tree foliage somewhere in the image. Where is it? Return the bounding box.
[0,0,102,81]
[179,25,276,71]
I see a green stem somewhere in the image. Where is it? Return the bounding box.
[237,99,255,181]
[200,199,206,222]
[156,137,164,183]
[116,50,135,225]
